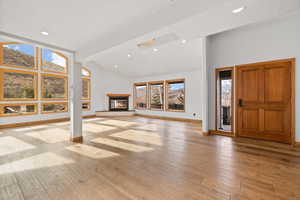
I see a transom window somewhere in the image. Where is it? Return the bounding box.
[42,103,68,114]
[41,48,68,73]
[0,103,37,117]
[1,43,36,69]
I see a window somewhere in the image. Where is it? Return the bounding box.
[0,103,37,116]
[134,83,147,109]
[216,69,233,133]
[41,103,68,114]
[149,81,164,110]
[81,67,91,77]
[0,69,37,100]
[81,67,91,111]
[82,78,91,100]
[1,43,36,69]
[41,48,68,73]
[82,102,90,111]
[41,74,68,100]
[0,43,69,117]
[166,79,185,112]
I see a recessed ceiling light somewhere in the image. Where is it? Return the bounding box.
[114,65,118,68]
[153,48,158,52]
[40,31,49,36]
[127,54,132,58]
[232,6,246,14]
[181,39,187,44]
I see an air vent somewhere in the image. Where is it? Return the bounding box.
[137,33,179,49]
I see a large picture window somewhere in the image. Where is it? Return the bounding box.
[0,43,70,117]
[41,48,68,73]
[1,43,36,69]
[0,103,37,116]
[134,83,147,109]
[149,81,164,110]
[41,74,68,100]
[166,79,185,112]
[0,69,37,100]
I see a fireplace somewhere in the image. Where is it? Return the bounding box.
[107,94,130,111]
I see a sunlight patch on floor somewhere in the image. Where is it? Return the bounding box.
[0,152,74,175]
[84,118,104,122]
[0,136,35,156]
[83,123,115,134]
[135,124,159,131]
[26,128,70,143]
[53,121,70,126]
[98,120,137,127]
[111,130,163,146]
[66,144,119,159]
[14,125,50,132]
[91,138,153,152]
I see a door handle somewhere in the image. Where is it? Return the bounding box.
[239,99,243,107]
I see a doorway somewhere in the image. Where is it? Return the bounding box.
[236,58,295,144]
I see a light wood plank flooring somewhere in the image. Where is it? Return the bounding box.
[0,116,299,200]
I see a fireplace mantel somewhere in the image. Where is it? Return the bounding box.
[106,93,131,97]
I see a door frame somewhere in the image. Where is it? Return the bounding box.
[234,58,295,145]
[214,66,235,136]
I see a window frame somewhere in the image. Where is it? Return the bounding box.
[81,67,91,109]
[41,102,68,114]
[41,73,68,101]
[165,79,185,112]
[0,42,38,70]
[149,80,165,111]
[0,68,38,101]
[0,103,38,117]
[40,48,68,74]
[133,82,148,110]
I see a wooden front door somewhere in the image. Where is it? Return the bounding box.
[236,59,295,143]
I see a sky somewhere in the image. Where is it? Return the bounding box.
[42,48,66,66]
[5,44,34,56]
[170,82,184,90]
[5,44,66,67]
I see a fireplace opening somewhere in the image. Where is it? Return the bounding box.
[109,96,129,111]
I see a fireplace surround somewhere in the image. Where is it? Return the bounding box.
[107,94,130,111]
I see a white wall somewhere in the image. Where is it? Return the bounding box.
[132,70,203,120]
[207,13,300,141]
[86,65,132,112]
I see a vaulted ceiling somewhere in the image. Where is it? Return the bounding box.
[1,0,300,77]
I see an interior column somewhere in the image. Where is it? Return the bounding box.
[70,61,83,142]
[201,37,209,135]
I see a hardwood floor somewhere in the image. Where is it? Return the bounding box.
[0,116,299,200]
